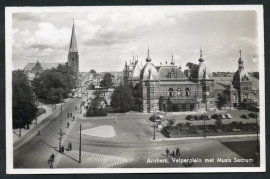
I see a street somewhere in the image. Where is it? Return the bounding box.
[13,88,259,168]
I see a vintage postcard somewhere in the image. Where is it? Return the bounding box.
[6,5,265,173]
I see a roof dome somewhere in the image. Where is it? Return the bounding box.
[233,50,251,82]
[140,62,159,80]
[140,48,158,80]
[190,48,212,79]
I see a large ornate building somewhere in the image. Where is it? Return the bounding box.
[123,49,259,112]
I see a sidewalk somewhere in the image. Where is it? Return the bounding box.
[13,104,55,142]
[12,99,71,142]
[149,134,260,141]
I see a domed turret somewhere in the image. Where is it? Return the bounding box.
[233,50,250,82]
[140,48,158,80]
[190,48,212,80]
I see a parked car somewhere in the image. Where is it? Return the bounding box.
[211,114,218,119]
[225,114,232,119]
[248,113,258,118]
[186,122,193,126]
[241,114,249,119]
[199,115,210,120]
[220,114,226,119]
[186,115,193,120]
[194,115,199,121]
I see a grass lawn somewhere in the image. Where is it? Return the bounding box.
[221,140,259,166]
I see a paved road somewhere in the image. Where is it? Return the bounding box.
[13,89,258,168]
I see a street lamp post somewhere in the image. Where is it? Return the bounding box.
[59,94,63,153]
[19,109,22,137]
[204,113,206,138]
[152,104,156,140]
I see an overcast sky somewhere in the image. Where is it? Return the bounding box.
[12,7,259,73]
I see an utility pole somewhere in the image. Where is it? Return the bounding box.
[256,112,260,164]
[19,110,22,137]
[79,124,82,163]
[204,113,206,138]
[153,105,156,140]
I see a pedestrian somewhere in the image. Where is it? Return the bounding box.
[166,148,169,157]
[73,116,75,121]
[62,146,65,154]
[51,153,55,162]
[75,106,77,110]
[67,122,69,128]
[37,130,40,136]
[176,147,180,156]
[70,113,72,117]
[70,142,72,151]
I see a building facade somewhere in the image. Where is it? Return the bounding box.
[123,49,259,113]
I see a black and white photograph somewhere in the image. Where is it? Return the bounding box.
[5,5,265,173]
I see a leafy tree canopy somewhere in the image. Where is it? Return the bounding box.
[184,62,198,78]
[32,64,76,102]
[100,73,114,89]
[89,69,97,77]
[110,84,135,112]
[217,92,230,109]
[12,70,38,125]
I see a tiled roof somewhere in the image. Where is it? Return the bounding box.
[24,62,63,71]
[156,66,187,79]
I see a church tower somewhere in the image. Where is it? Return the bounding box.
[68,20,79,85]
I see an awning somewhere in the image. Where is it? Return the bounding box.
[170,98,198,104]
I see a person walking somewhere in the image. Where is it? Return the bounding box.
[166,148,169,157]
[176,147,180,156]
[67,122,69,128]
[37,130,41,136]
[70,142,72,151]
[61,146,65,154]
[73,116,75,121]
[49,153,55,163]
[70,113,72,117]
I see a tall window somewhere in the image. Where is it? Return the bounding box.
[233,93,236,99]
[253,93,256,99]
[245,93,248,99]
[169,88,174,97]
[185,88,190,96]
[177,88,181,96]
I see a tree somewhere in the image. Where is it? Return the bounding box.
[217,92,230,109]
[93,90,103,98]
[12,70,38,127]
[89,69,97,77]
[100,73,114,89]
[110,84,135,112]
[184,62,198,78]
[32,64,76,101]
[215,118,223,129]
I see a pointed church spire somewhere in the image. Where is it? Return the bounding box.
[69,20,78,53]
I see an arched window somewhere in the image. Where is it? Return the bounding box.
[169,88,174,97]
[177,88,181,96]
[185,87,190,96]
[245,93,248,99]
[253,93,256,99]
[233,93,236,100]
